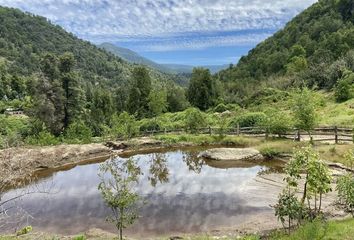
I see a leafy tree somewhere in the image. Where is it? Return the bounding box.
[166,85,189,112]
[59,53,85,128]
[148,88,168,117]
[98,158,142,240]
[127,67,152,118]
[291,88,318,141]
[31,73,65,136]
[187,68,215,110]
[285,146,332,214]
[89,88,114,136]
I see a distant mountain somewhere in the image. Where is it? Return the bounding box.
[99,43,229,74]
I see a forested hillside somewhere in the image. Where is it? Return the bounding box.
[217,0,354,104]
[0,6,189,140]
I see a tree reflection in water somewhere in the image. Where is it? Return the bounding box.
[182,151,205,174]
[148,153,169,187]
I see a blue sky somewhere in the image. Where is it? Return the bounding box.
[0,0,317,66]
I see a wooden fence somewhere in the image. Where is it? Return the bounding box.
[142,125,354,143]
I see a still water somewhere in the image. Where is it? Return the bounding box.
[4,147,283,237]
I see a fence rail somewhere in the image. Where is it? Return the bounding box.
[142,125,354,143]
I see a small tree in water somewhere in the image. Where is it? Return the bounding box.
[98,158,142,240]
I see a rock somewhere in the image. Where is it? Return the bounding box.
[199,148,263,162]
[170,236,183,240]
[105,141,128,150]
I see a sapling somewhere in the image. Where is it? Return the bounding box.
[98,158,142,240]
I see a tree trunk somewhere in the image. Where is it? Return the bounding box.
[301,174,308,205]
[319,193,322,212]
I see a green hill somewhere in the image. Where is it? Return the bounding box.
[217,0,354,103]
[0,6,179,88]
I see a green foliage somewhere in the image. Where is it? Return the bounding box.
[291,88,317,134]
[16,226,32,236]
[64,121,92,144]
[334,70,354,102]
[258,109,293,137]
[274,188,303,231]
[284,146,332,213]
[111,112,139,139]
[98,158,142,240]
[138,118,161,132]
[336,173,354,216]
[260,147,282,160]
[25,130,59,146]
[71,235,86,240]
[184,108,206,133]
[127,67,152,118]
[187,68,217,110]
[148,88,168,117]
[230,112,266,128]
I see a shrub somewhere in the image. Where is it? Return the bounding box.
[64,121,92,144]
[184,108,206,133]
[336,173,354,216]
[258,109,293,137]
[16,226,33,236]
[26,130,59,146]
[139,118,161,132]
[260,147,282,159]
[230,112,266,128]
[111,112,139,139]
[213,103,228,113]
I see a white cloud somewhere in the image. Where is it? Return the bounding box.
[0,0,317,40]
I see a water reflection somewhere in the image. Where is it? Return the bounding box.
[148,153,169,187]
[2,148,283,238]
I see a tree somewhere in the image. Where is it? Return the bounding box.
[59,53,85,128]
[89,88,114,136]
[187,68,215,110]
[334,70,354,102]
[285,147,332,214]
[98,158,142,240]
[148,88,168,117]
[31,73,65,136]
[127,67,152,118]
[166,85,189,112]
[291,88,318,141]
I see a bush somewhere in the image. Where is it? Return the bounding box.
[64,121,92,144]
[139,118,161,132]
[334,71,354,102]
[111,112,139,139]
[16,226,33,236]
[26,130,59,146]
[260,147,282,159]
[184,108,206,133]
[230,112,266,128]
[258,109,293,137]
[336,173,354,216]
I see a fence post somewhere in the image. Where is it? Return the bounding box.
[237,123,240,136]
[296,129,301,142]
[334,126,338,144]
[208,126,212,135]
[164,128,167,134]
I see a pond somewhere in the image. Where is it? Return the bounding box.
[3,147,284,238]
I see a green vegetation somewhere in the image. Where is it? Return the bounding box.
[98,158,142,240]
[274,147,332,233]
[217,0,354,103]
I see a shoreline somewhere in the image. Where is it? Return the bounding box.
[1,136,353,239]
